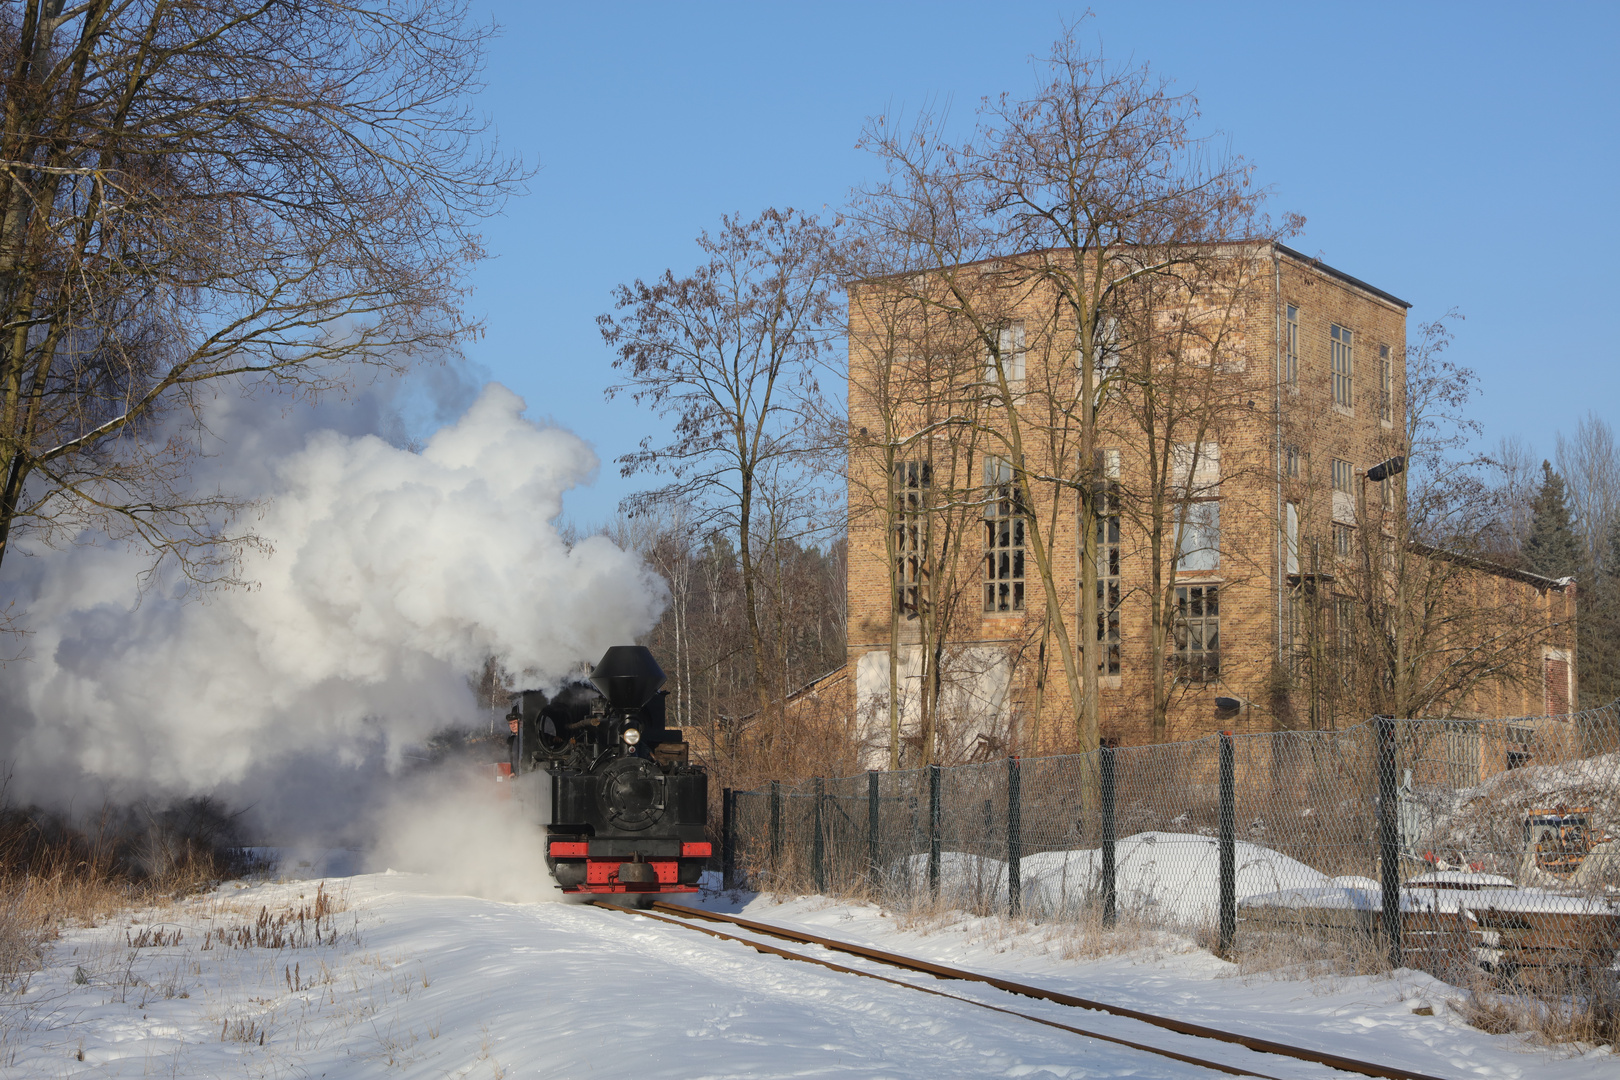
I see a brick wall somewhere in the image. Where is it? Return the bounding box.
[843,244,1571,760]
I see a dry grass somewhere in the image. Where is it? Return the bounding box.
[1452,964,1620,1052]
[1227,925,1394,984]
[0,792,269,989]
[0,888,44,991]
[197,881,351,952]
[1037,907,1183,962]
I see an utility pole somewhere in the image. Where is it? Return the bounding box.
[1360,455,1407,715]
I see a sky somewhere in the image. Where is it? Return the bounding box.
[457,2,1620,526]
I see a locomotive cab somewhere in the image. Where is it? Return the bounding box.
[509,646,709,899]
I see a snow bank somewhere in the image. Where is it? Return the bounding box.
[1018,831,1330,925]
[898,832,1331,926]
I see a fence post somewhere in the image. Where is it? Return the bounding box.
[1218,732,1236,956]
[928,764,941,897]
[1101,745,1117,928]
[812,777,826,894]
[1376,716,1403,969]
[867,770,880,887]
[769,780,782,876]
[1007,756,1022,916]
[722,787,736,891]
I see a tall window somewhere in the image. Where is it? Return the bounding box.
[1284,304,1299,387]
[1378,344,1392,423]
[1331,457,1357,529]
[1285,502,1300,574]
[984,457,1025,612]
[1285,587,1305,675]
[1095,449,1121,675]
[1085,316,1122,382]
[986,321,1026,382]
[1333,597,1355,690]
[1173,584,1219,682]
[1331,458,1354,494]
[1172,440,1221,574]
[1330,324,1353,408]
[894,460,931,617]
[1175,502,1220,572]
[1333,522,1354,558]
[1284,443,1300,478]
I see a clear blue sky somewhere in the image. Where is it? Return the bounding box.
[459,2,1619,526]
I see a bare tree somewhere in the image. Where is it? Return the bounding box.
[1105,252,1269,741]
[1551,413,1620,709]
[1483,433,1541,561]
[0,1,520,583]
[855,24,1289,752]
[598,209,840,726]
[1558,411,1620,575]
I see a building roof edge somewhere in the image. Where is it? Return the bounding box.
[1274,243,1412,310]
[1409,542,1574,591]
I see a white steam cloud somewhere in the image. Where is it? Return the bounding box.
[0,378,665,831]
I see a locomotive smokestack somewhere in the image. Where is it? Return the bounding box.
[589,645,666,710]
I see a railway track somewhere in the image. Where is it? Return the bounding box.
[593,899,1456,1080]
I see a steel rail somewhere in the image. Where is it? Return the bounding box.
[592,899,1284,1079]
[645,901,1456,1080]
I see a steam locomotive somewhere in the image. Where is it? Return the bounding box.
[507,646,709,901]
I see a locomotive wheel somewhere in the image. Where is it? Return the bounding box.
[597,756,665,831]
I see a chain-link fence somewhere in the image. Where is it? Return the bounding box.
[723,705,1620,999]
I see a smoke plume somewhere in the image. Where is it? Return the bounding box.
[0,375,665,844]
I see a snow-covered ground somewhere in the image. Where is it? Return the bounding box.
[1,866,1613,1079]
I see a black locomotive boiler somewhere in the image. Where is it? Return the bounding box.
[507,646,709,899]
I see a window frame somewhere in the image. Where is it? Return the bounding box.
[1285,502,1300,575]
[1094,448,1123,676]
[1284,304,1299,387]
[983,456,1026,614]
[1331,457,1354,495]
[1333,521,1354,559]
[1378,344,1392,424]
[1175,499,1221,573]
[894,459,931,619]
[986,321,1026,383]
[1083,316,1122,379]
[1333,596,1356,690]
[1330,323,1353,409]
[1173,584,1220,683]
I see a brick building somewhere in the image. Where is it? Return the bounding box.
[836,242,1575,766]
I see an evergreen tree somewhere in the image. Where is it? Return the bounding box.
[1523,461,1581,579]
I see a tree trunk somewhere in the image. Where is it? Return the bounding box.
[736,480,775,730]
[1077,314,1101,752]
[1149,509,1171,743]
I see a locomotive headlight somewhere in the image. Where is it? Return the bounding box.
[622,727,641,746]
